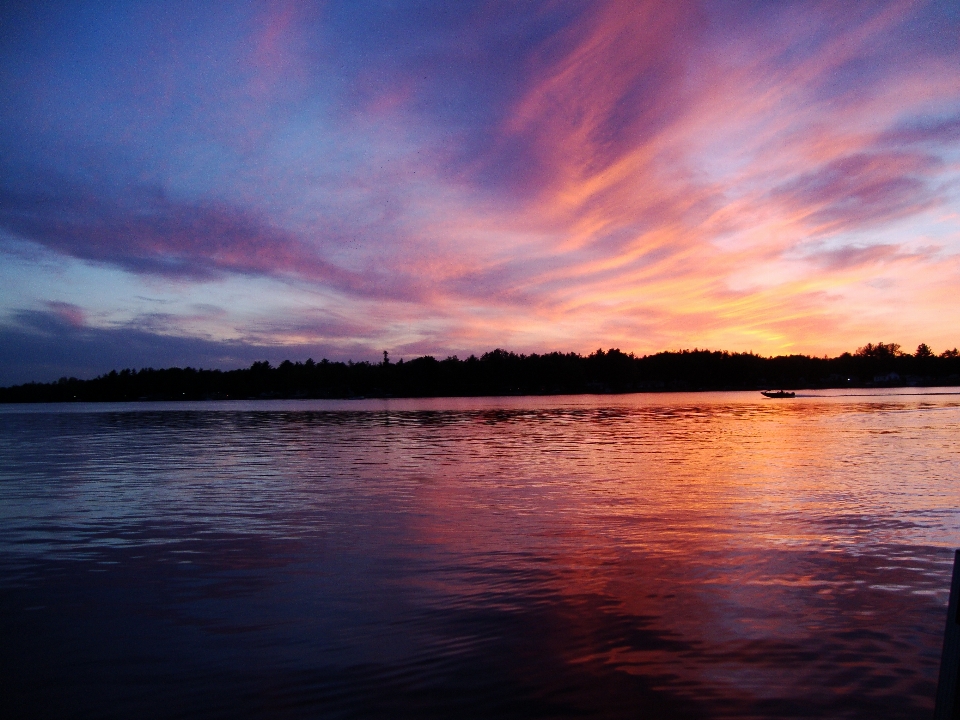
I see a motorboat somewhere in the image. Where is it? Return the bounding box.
[761,390,795,398]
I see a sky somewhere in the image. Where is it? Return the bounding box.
[1,0,958,385]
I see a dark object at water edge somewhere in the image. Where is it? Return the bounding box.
[2,345,959,403]
[761,390,796,398]
[935,549,960,719]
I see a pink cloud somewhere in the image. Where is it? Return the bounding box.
[45,301,87,329]
[3,0,958,365]
[0,176,433,303]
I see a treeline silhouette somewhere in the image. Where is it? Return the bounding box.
[2,343,959,403]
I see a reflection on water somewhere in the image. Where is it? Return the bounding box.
[2,391,960,719]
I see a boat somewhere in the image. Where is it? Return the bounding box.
[761,390,795,398]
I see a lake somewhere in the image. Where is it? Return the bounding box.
[2,390,960,719]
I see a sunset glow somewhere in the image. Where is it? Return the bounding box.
[1,1,958,383]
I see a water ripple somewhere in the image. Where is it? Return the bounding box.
[2,391,959,718]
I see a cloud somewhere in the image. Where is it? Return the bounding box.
[0,169,429,301]
[770,152,944,233]
[803,244,902,270]
[450,2,699,203]
[1,0,959,370]
[45,301,87,328]
[0,307,382,386]
[879,114,960,146]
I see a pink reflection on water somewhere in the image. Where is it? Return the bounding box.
[1,391,959,717]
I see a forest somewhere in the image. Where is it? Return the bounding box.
[0,343,960,403]
[1,342,958,403]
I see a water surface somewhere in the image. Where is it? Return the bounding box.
[3,390,960,718]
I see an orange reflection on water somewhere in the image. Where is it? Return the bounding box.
[358,394,960,714]
[2,393,959,717]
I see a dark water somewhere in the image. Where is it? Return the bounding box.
[3,391,960,719]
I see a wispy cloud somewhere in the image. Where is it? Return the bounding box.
[770,151,943,232]
[0,170,431,302]
[0,0,958,381]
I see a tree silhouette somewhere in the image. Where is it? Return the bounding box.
[3,343,960,402]
[856,342,902,358]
